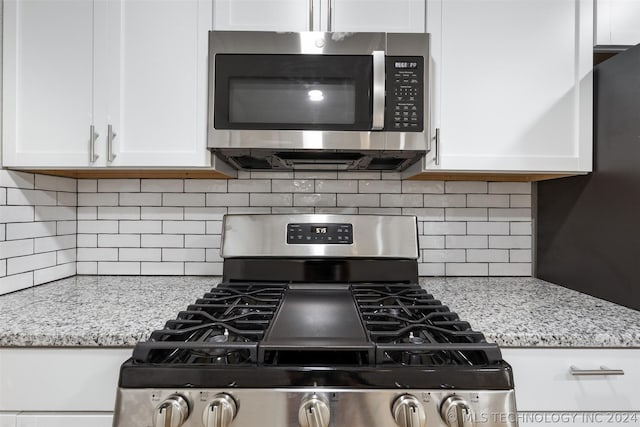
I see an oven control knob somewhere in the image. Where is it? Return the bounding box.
[298,394,330,427]
[203,393,237,427]
[153,394,190,427]
[440,395,473,427]
[392,395,426,427]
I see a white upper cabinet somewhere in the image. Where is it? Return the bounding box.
[2,0,213,169]
[103,0,212,167]
[331,0,425,33]
[422,0,593,174]
[213,0,313,31]
[2,0,96,167]
[596,0,640,45]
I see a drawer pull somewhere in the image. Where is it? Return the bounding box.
[570,365,625,376]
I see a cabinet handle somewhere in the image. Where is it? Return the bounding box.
[89,125,99,163]
[434,127,440,166]
[309,0,314,31]
[569,366,624,376]
[327,0,333,31]
[372,50,385,130]
[107,124,117,162]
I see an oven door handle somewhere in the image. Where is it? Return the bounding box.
[372,50,385,130]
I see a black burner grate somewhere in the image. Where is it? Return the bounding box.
[352,283,502,366]
[132,283,286,364]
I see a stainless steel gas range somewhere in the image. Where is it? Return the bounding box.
[113,214,517,427]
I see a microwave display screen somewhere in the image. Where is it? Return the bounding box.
[229,78,356,125]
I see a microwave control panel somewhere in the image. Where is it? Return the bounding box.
[287,223,353,244]
[385,56,424,132]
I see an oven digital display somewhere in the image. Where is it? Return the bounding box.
[394,61,418,69]
[287,223,353,244]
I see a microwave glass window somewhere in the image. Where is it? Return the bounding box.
[229,78,356,125]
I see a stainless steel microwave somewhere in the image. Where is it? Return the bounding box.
[207,31,430,171]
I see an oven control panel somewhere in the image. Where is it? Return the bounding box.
[385,56,424,132]
[287,223,353,244]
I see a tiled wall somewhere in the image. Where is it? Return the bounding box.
[1,169,533,295]
[0,170,77,294]
[75,171,533,278]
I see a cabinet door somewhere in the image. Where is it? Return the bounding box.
[213,0,313,31]
[597,0,640,45]
[16,414,112,427]
[2,0,96,167]
[102,0,212,167]
[331,0,425,32]
[428,0,593,173]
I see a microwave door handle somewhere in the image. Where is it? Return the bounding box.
[372,50,385,130]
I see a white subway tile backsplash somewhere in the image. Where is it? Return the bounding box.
[206,193,249,207]
[34,175,75,192]
[57,192,77,206]
[7,221,56,240]
[422,249,465,263]
[141,262,184,275]
[419,235,445,249]
[163,221,206,235]
[467,222,510,235]
[78,193,118,206]
[250,193,292,207]
[7,188,57,206]
[510,222,532,235]
[98,179,140,193]
[489,263,532,276]
[489,182,531,194]
[315,207,358,214]
[142,179,184,192]
[445,208,487,222]
[34,206,75,221]
[0,205,35,222]
[337,171,381,180]
[0,188,6,205]
[35,235,75,253]
[445,181,487,194]
[120,193,162,206]
[98,234,141,248]
[205,248,223,263]
[489,235,532,249]
[446,235,488,249]
[77,207,97,220]
[185,262,223,275]
[271,207,315,214]
[184,179,226,193]
[77,180,97,192]
[98,261,141,275]
[0,170,34,189]
[184,234,221,249]
[423,222,466,235]
[77,262,98,274]
[510,194,532,208]
[467,194,510,208]
[163,193,205,207]
[229,180,270,193]
[293,193,336,207]
[162,248,205,262]
[56,221,77,236]
[7,252,57,275]
[0,271,33,295]
[34,262,75,285]
[467,249,509,263]
[337,194,379,207]
[272,180,314,193]
[402,180,444,194]
[205,221,223,235]
[296,171,338,180]
[0,239,34,259]
[488,208,531,222]
[77,220,118,234]
[119,248,161,262]
[57,248,76,264]
[227,207,271,214]
[77,248,118,262]
[141,234,183,248]
[423,194,466,207]
[119,220,162,234]
[446,263,489,276]
[510,249,532,263]
[184,207,226,220]
[315,180,357,193]
[402,207,445,221]
[359,180,400,194]
[141,207,184,220]
[419,263,445,276]
[381,194,423,207]
[77,234,98,247]
[358,207,402,215]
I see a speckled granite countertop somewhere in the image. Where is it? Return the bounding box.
[0,275,639,348]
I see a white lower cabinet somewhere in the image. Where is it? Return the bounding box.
[16,414,112,427]
[503,348,640,427]
[0,413,17,427]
